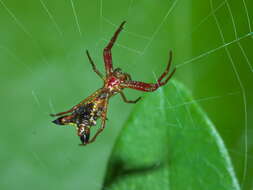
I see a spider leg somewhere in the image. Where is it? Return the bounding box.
[87,97,109,144]
[125,73,132,80]
[157,50,173,83]
[86,50,104,80]
[50,109,74,117]
[104,21,126,75]
[121,51,176,92]
[50,89,103,117]
[120,91,141,103]
[122,68,176,92]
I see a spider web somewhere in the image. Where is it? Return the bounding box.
[0,0,252,190]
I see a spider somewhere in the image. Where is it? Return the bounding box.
[50,21,176,145]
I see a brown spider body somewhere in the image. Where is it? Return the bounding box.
[51,21,176,145]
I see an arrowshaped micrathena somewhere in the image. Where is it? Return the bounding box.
[50,21,176,145]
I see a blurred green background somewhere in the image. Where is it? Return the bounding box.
[0,0,252,189]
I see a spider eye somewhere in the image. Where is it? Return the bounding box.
[114,68,122,73]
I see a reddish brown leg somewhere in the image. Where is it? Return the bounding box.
[103,21,126,75]
[120,91,141,103]
[157,50,173,83]
[86,50,104,80]
[121,50,176,92]
[50,109,74,117]
[86,98,109,144]
[87,117,106,144]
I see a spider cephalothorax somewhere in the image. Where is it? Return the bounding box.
[113,68,131,81]
[50,21,176,145]
[105,68,131,92]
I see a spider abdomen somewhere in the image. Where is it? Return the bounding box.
[73,102,102,127]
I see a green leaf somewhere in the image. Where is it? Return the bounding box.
[103,80,240,190]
